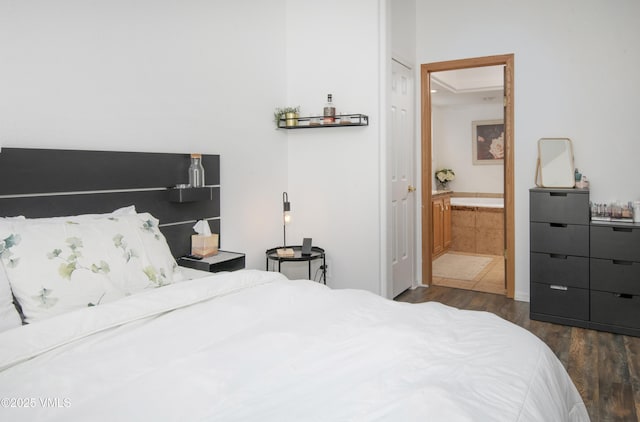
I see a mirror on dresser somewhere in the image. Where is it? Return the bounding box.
[535,138,575,188]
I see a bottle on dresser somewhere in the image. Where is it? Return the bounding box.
[323,94,336,123]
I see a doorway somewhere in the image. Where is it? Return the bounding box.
[420,54,515,298]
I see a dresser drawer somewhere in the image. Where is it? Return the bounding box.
[591,225,640,261]
[591,290,640,330]
[530,222,589,256]
[530,190,589,224]
[530,282,589,320]
[591,258,640,295]
[530,253,588,288]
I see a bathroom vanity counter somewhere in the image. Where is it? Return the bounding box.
[432,189,453,197]
[432,191,452,258]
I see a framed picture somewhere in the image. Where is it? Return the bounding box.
[472,119,504,165]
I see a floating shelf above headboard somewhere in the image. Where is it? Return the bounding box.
[0,148,220,258]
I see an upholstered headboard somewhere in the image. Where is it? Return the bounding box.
[0,148,220,258]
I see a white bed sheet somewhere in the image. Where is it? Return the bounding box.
[178,265,216,280]
[0,270,589,421]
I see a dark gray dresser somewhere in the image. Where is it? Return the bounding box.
[590,222,640,336]
[530,188,590,328]
[530,187,640,337]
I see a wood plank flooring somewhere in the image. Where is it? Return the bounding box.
[395,285,640,422]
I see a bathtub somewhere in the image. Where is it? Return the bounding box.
[450,196,503,209]
[450,196,504,255]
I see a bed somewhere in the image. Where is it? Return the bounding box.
[0,148,589,421]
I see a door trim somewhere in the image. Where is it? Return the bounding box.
[420,54,515,298]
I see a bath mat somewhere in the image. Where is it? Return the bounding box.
[433,253,493,281]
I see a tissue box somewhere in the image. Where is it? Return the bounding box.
[191,234,219,257]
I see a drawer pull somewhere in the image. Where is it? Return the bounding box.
[549,254,568,259]
[549,223,568,228]
[550,285,568,291]
[612,260,633,266]
[612,227,632,232]
[549,192,568,197]
[615,293,633,299]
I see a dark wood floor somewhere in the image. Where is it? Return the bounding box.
[395,285,640,422]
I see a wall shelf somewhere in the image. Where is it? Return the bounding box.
[278,114,368,129]
[168,186,215,203]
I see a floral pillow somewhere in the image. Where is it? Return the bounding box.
[0,217,25,332]
[0,211,182,323]
[133,212,182,284]
[1,218,129,323]
[108,212,183,292]
[25,205,137,223]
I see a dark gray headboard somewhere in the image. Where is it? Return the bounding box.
[0,148,220,258]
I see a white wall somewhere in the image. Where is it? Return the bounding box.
[284,0,385,293]
[9,0,633,302]
[433,103,504,194]
[417,0,640,300]
[391,0,416,66]
[0,0,290,270]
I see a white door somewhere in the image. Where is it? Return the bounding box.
[391,59,416,297]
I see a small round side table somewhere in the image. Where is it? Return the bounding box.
[265,246,326,284]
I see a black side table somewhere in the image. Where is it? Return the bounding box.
[178,251,245,273]
[265,246,326,284]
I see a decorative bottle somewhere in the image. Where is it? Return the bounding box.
[323,94,336,123]
[188,153,205,188]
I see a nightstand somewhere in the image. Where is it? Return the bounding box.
[178,251,245,273]
[266,246,326,284]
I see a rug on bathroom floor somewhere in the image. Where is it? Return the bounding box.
[432,253,493,281]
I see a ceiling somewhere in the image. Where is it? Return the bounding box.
[431,65,504,106]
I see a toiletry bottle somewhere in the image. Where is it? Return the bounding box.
[323,94,335,123]
[188,153,205,187]
[574,168,582,187]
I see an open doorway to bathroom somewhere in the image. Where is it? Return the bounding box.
[431,66,505,295]
[421,55,515,298]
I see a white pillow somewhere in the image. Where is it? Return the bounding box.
[0,209,181,323]
[0,216,27,331]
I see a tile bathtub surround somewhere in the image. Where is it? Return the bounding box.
[451,206,475,252]
[451,206,504,256]
[476,208,504,255]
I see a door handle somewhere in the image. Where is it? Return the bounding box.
[407,185,416,193]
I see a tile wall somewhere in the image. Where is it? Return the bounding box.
[451,206,504,256]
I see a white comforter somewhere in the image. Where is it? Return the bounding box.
[0,270,588,421]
